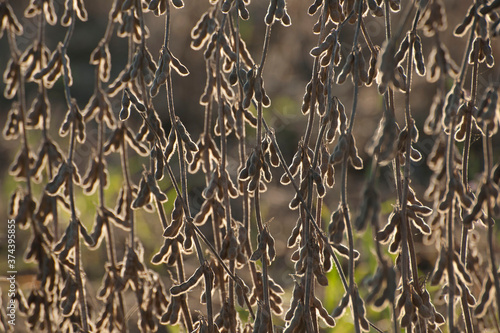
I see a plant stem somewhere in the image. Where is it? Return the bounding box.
[340,3,365,332]
[215,15,237,331]
[58,5,90,330]
[254,22,273,333]
[445,65,458,333]
[303,6,328,146]
[459,33,478,333]
[231,6,260,311]
[484,128,500,322]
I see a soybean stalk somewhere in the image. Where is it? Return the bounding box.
[458,4,479,331]
[337,2,365,332]
[214,13,239,332]
[56,5,90,330]
[230,7,261,318]
[484,125,500,322]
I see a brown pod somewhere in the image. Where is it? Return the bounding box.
[266,229,276,261]
[411,288,423,307]
[332,293,350,318]
[394,34,410,65]
[413,34,426,76]
[193,199,212,225]
[261,80,271,107]
[170,266,204,296]
[348,134,364,170]
[284,301,303,332]
[356,50,369,84]
[329,134,347,165]
[287,222,301,248]
[314,266,329,286]
[366,50,378,85]
[253,76,263,104]
[337,52,354,84]
[147,173,167,202]
[163,213,183,239]
[302,80,313,114]
[172,196,184,221]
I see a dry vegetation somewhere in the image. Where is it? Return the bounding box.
[2,0,500,332]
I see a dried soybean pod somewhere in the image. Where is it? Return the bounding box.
[332,292,350,318]
[119,91,131,121]
[329,134,347,165]
[243,69,255,109]
[301,80,313,114]
[395,33,410,66]
[170,266,204,296]
[454,4,475,37]
[413,34,425,76]
[348,134,363,169]
[366,49,378,85]
[356,50,368,84]
[337,52,354,84]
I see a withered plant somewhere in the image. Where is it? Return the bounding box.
[2,0,500,332]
